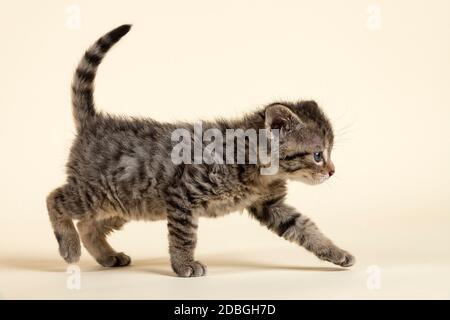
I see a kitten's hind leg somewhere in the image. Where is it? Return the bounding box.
[46,185,83,263]
[77,217,131,267]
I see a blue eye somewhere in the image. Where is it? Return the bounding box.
[313,152,322,163]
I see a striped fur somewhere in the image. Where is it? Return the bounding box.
[71,24,131,131]
[47,25,354,277]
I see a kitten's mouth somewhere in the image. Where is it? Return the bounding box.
[307,179,328,185]
[313,174,330,184]
[293,174,329,185]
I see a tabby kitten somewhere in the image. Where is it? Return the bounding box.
[47,25,354,277]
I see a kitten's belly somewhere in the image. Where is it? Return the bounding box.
[95,198,167,222]
[94,187,260,221]
[199,194,260,218]
[125,206,167,222]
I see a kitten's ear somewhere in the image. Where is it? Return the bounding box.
[265,104,303,133]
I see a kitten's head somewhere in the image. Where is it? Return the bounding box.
[265,101,335,185]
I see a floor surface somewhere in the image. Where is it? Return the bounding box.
[1,217,449,299]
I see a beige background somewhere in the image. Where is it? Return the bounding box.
[1,0,449,299]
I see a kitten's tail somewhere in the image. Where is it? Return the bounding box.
[71,24,132,131]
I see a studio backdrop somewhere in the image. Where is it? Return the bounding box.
[0,0,449,299]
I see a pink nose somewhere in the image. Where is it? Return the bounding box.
[328,169,335,177]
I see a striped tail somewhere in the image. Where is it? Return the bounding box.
[71,24,132,130]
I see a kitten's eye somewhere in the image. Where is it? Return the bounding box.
[313,152,323,163]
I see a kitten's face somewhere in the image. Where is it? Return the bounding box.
[279,143,335,185]
[265,101,335,185]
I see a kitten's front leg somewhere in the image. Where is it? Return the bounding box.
[166,206,207,277]
[248,198,355,267]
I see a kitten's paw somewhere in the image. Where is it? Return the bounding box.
[316,247,355,268]
[97,252,131,267]
[55,231,81,264]
[338,251,355,267]
[173,261,207,277]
